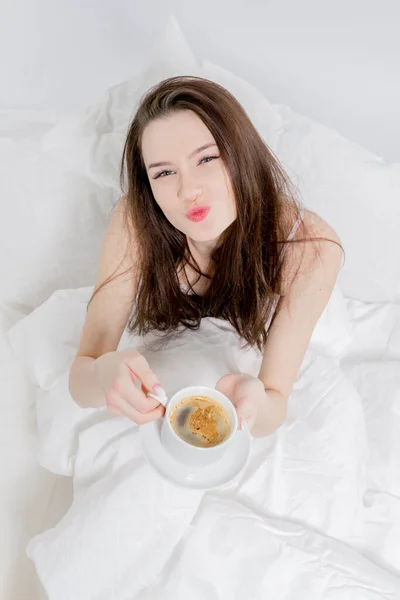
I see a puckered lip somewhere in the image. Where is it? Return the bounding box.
[186,205,211,221]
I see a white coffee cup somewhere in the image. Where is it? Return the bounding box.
[147,385,238,467]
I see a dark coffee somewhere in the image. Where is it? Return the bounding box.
[170,395,232,448]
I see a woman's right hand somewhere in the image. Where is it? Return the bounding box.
[94,348,166,424]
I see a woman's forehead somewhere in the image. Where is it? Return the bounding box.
[141,111,216,166]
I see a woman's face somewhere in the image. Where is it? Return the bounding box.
[141,110,236,244]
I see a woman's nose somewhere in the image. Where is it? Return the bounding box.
[177,174,203,203]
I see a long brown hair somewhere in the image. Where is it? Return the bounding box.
[91,75,340,351]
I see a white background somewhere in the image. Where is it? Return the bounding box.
[0,0,399,161]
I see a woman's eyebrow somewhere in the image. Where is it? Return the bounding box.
[147,143,218,169]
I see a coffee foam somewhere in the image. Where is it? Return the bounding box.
[170,395,231,448]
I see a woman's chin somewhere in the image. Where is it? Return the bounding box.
[186,219,231,241]
[187,228,222,244]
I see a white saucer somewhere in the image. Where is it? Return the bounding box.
[140,419,251,490]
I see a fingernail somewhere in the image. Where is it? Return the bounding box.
[152,384,167,398]
[239,417,247,431]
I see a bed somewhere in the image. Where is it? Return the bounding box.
[1,17,399,600]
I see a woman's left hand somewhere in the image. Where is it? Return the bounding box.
[215,373,266,432]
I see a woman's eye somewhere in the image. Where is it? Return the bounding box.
[155,170,173,179]
[200,155,219,165]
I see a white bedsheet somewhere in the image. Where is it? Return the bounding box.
[0,334,73,600]
[5,287,400,600]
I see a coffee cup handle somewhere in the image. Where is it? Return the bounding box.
[146,390,169,408]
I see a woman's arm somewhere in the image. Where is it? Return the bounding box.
[69,197,138,408]
[253,211,343,436]
[217,211,343,437]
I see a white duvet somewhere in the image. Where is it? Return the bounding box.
[6,286,400,600]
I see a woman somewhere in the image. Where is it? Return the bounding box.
[69,75,343,438]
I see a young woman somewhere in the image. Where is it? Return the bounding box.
[69,75,343,438]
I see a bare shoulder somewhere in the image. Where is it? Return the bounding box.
[302,208,341,241]
[302,207,343,265]
[281,207,343,294]
[74,195,138,359]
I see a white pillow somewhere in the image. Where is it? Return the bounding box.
[274,105,400,302]
[0,16,199,316]
[200,60,400,303]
